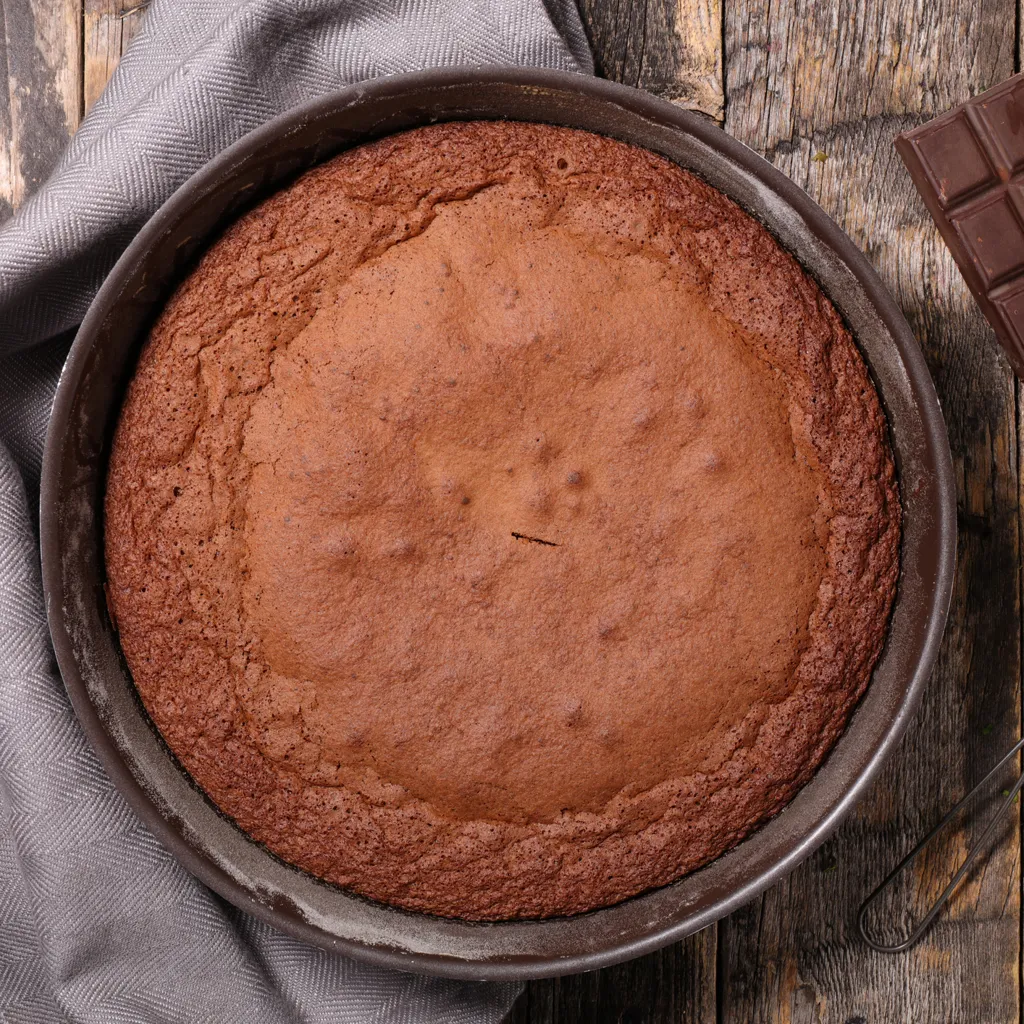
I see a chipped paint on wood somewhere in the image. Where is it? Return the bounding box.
[671,0,724,119]
[0,0,80,213]
[577,0,724,119]
[83,0,144,114]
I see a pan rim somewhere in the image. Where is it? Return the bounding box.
[40,66,956,980]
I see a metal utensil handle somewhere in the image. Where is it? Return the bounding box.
[857,736,1024,953]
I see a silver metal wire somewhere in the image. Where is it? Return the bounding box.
[858,736,1024,953]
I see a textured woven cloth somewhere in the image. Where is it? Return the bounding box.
[0,2,591,1020]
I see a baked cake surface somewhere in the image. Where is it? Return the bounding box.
[104,121,900,919]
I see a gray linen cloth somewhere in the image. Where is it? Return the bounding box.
[0,2,592,1020]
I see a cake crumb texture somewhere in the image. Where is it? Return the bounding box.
[105,121,900,919]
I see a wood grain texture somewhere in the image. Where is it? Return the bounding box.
[576,0,724,119]
[507,926,717,1024]
[83,0,143,115]
[720,0,1022,1021]
[0,0,80,217]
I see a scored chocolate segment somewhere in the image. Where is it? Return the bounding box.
[896,72,1024,378]
[949,190,1024,288]
[991,279,1024,344]
[911,113,995,207]
[973,77,1024,175]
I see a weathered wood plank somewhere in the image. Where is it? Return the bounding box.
[720,1,1021,1021]
[577,0,724,120]
[83,0,144,115]
[507,925,717,1024]
[0,0,81,217]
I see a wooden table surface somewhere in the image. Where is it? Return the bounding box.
[2,1,1021,1021]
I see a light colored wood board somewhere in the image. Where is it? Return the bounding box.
[577,0,724,119]
[508,924,717,1024]
[721,0,1021,1021]
[725,0,1014,145]
[0,0,81,216]
[83,0,145,114]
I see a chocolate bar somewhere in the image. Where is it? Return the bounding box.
[895,73,1024,377]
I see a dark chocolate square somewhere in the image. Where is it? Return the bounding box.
[975,76,1024,174]
[950,189,1024,287]
[912,112,996,208]
[991,277,1024,354]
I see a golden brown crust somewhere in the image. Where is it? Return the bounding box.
[104,122,900,919]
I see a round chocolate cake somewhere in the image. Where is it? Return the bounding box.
[104,121,900,920]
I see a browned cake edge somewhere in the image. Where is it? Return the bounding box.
[104,121,900,920]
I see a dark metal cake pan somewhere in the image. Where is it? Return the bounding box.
[40,68,956,981]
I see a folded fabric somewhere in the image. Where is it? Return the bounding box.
[0,2,591,1020]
